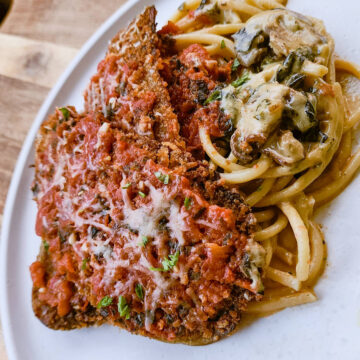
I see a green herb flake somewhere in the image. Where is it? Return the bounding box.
[81,258,89,271]
[138,191,146,198]
[204,90,222,105]
[220,40,226,49]
[59,107,70,120]
[43,241,49,251]
[231,58,241,72]
[122,183,131,189]
[184,197,192,210]
[150,251,180,272]
[231,72,250,88]
[162,251,180,271]
[155,171,170,184]
[163,251,179,271]
[97,295,113,309]
[149,266,164,272]
[118,295,130,319]
[135,284,144,300]
[139,235,148,247]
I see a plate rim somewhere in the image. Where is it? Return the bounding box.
[2,1,360,359]
[0,1,141,358]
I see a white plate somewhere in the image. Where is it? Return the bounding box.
[1,0,360,359]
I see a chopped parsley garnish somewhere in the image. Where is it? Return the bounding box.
[122,183,131,189]
[220,40,226,49]
[184,197,192,210]
[81,258,89,270]
[97,296,113,309]
[118,296,130,319]
[155,171,170,184]
[231,72,250,88]
[138,191,146,198]
[231,58,241,72]
[204,90,222,105]
[150,251,180,272]
[135,284,144,300]
[162,251,180,271]
[139,235,148,247]
[43,241,49,251]
[149,266,163,272]
[59,107,70,120]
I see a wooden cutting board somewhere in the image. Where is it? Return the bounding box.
[0,0,128,357]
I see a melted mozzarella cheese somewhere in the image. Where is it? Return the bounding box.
[121,180,189,246]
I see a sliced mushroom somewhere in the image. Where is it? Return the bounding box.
[233,27,269,67]
[265,130,305,165]
[240,83,290,136]
[226,82,318,165]
[230,131,266,164]
[230,83,289,164]
[275,48,312,84]
[194,2,221,24]
[233,9,331,67]
[283,91,318,133]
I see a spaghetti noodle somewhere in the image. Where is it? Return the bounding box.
[169,0,360,316]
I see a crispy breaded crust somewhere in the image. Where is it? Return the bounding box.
[31,6,259,345]
[84,6,180,143]
[31,111,255,343]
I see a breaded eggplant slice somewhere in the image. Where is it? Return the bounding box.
[84,6,180,143]
[30,108,264,344]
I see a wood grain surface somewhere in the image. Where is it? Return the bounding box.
[0,0,128,358]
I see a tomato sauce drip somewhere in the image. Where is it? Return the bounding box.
[157,21,180,35]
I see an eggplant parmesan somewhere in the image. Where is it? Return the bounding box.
[30,6,264,345]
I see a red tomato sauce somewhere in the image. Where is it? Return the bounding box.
[30,108,257,341]
[160,44,232,156]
